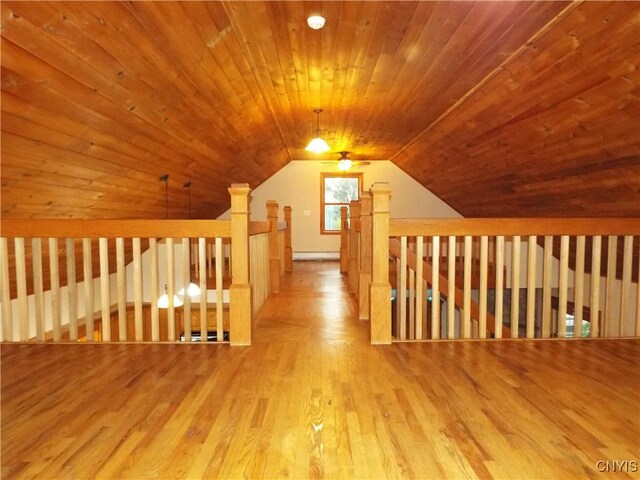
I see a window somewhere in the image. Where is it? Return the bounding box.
[320,173,362,234]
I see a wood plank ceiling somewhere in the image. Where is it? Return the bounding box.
[1,1,639,220]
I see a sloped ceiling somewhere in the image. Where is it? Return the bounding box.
[1,1,639,220]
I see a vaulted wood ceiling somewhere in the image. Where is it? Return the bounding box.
[2,1,639,220]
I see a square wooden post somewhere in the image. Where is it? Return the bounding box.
[339,206,349,273]
[267,200,280,294]
[283,206,293,272]
[229,183,252,346]
[370,183,392,345]
[348,200,360,294]
[358,191,372,320]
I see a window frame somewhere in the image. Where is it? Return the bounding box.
[319,172,363,235]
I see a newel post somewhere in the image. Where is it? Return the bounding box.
[284,206,293,272]
[229,183,252,346]
[358,191,372,320]
[339,206,349,273]
[267,200,280,294]
[370,183,392,345]
[348,199,360,294]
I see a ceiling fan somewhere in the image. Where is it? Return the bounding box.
[321,151,370,171]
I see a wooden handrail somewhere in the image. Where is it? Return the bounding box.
[389,238,510,338]
[390,218,640,237]
[1,219,232,238]
[249,220,271,236]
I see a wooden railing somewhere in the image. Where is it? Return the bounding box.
[249,200,291,318]
[344,183,639,344]
[1,186,293,346]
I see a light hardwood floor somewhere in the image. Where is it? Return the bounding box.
[2,261,639,479]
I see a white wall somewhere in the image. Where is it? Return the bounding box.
[3,274,117,341]
[219,160,460,255]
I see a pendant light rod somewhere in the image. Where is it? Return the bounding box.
[184,181,192,219]
[313,108,322,135]
[159,174,169,219]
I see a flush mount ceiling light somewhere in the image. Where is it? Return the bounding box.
[305,108,330,154]
[337,151,353,171]
[307,15,326,30]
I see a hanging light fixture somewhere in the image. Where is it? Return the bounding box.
[158,284,184,309]
[156,175,200,306]
[179,180,201,298]
[305,108,330,154]
[337,151,352,171]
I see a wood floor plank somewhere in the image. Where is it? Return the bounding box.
[1,261,639,479]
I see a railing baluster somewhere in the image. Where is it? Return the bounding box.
[99,238,111,341]
[605,235,618,337]
[574,236,586,337]
[620,235,633,336]
[558,235,569,338]
[199,237,207,342]
[82,238,93,342]
[116,238,127,341]
[637,238,640,337]
[65,238,77,341]
[509,236,520,338]
[399,236,407,340]
[182,238,191,343]
[133,237,143,342]
[208,239,213,279]
[495,236,505,339]
[32,238,45,341]
[431,236,440,340]
[526,235,537,339]
[193,238,199,279]
[479,235,488,339]
[166,237,176,342]
[408,241,415,340]
[395,257,400,338]
[463,236,472,339]
[590,236,602,337]
[150,238,159,342]
[447,235,456,339]
[49,238,61,342]
[14,238,28,341]
[0,238,12,341]
[542,236,553,338]
[636,239,640,337]
[415,236,424,340]
[216,237,224,342]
